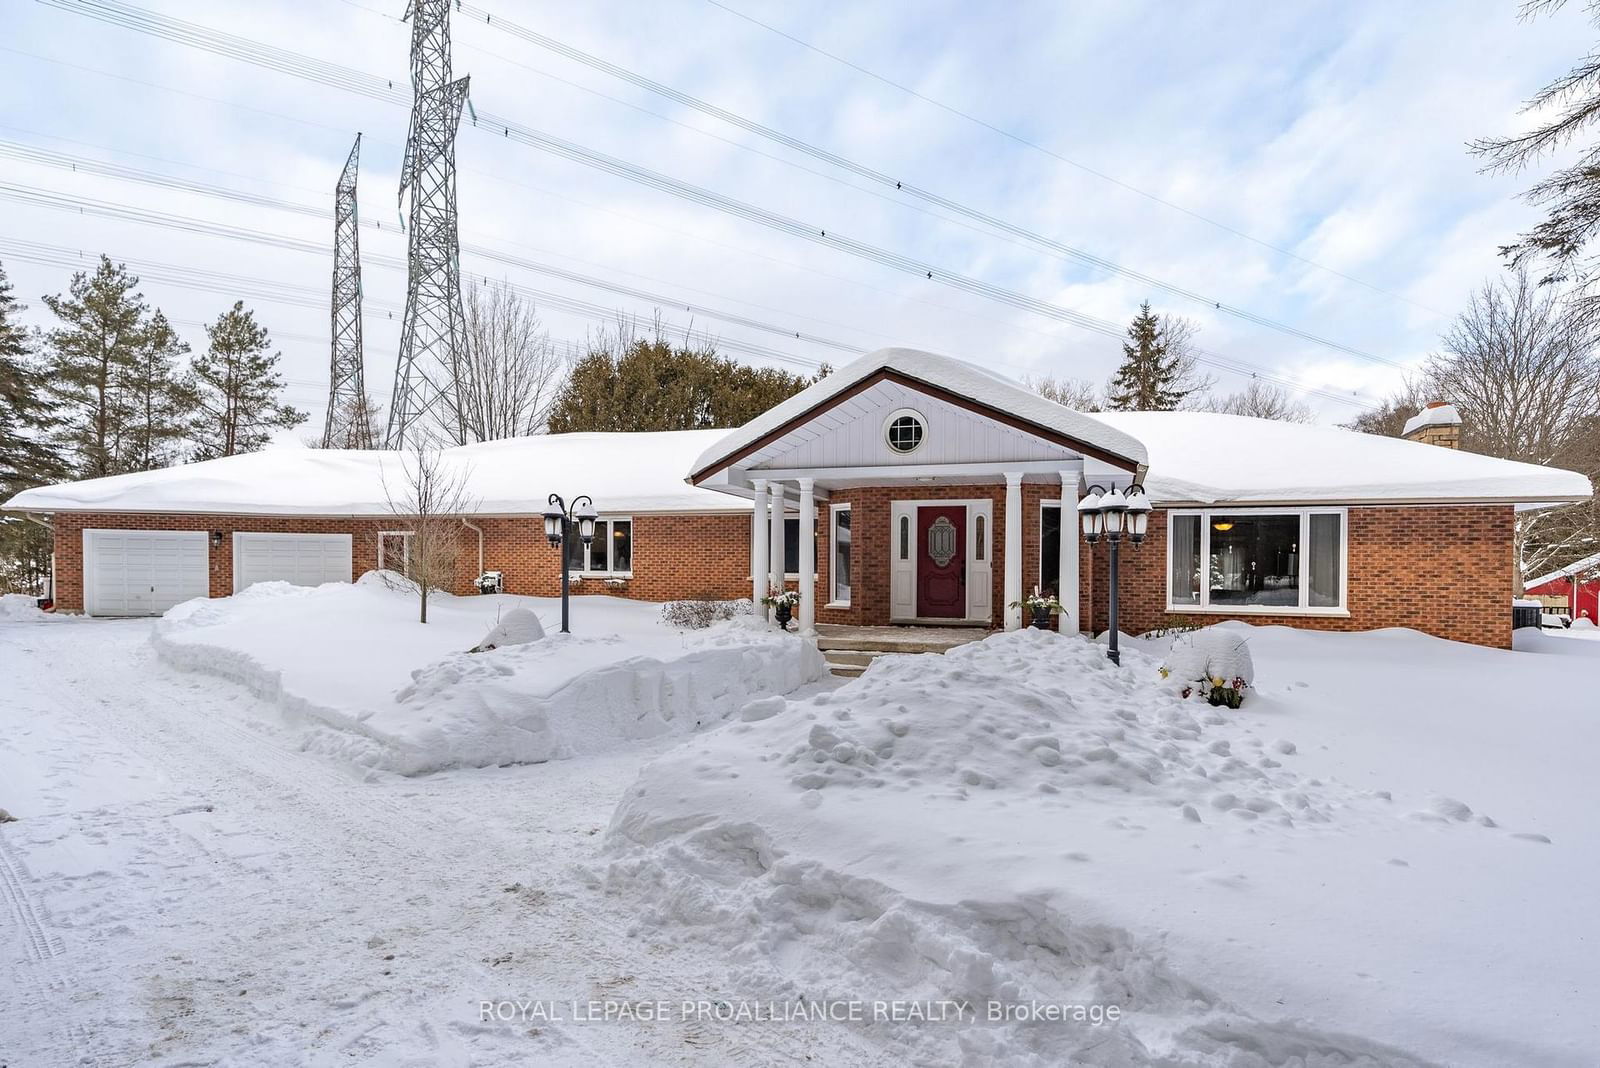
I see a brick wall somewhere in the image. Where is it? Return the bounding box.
[1085,504,1514,648]
[49,510,751,613]
[47,502,1517,647]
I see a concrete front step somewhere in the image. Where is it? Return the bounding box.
[817,625,987,678]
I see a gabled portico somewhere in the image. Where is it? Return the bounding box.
[689,348,1148,634]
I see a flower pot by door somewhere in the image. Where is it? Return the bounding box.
[1030,605,1051,630]
[775,602,793,630]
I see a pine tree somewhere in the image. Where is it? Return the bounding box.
[118,311,191,472]
[42,256,150,477]
[0,261,66,595]
[1105,302,1208,411]
[0,261,64,497]
[184,301,305,459]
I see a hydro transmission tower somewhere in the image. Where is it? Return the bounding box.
[386,0,471,448]
[323,133,371,449]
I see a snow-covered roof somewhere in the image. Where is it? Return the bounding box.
[1401,402,1461,437]
[1526,550,1600,590]
[2,430,747,517]
[1090,410,1593,505]
[689,347,1149,480]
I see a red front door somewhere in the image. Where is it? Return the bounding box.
[916,505,966,618]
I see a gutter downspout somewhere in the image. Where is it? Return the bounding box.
[23,513,55,601]
[461,519,484,579]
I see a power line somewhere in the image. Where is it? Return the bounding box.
[453,0,1410,368]
[701,0,1446,318]
[0,42,1386,403]
[33,0,1394,404]
[0,181,1380,409]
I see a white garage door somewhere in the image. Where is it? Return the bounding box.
[83,529,210,617]
[232,532,353,593]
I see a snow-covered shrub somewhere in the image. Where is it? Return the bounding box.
[469,607,546,652]
[660,598,753,630]
[1161,627,1255,708]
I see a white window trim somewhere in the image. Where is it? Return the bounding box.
[569,514,634,579]
[377,530,414,573]
[882,407,927,454]
[827,502,852,608]
[1165,507,1349,617]
[1040,499,1061,596]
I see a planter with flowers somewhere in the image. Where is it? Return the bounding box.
[1009,587,1064,630]
[761,587,801,630]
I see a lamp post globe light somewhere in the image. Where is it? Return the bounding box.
[543,493,597,634]
[1079,483,1151,667]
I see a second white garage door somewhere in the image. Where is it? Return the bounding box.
[232,532,353,593]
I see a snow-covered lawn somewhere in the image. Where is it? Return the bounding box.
[153,577,823,773]
[603,623,1600,1066]
[5,607,1596,1065]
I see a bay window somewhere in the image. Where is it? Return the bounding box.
[1167,509,1346,614]
[568,516,633,576]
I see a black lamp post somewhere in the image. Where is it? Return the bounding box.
[542,493,597,634]
[1078,482,1151,666]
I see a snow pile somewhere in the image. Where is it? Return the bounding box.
[154,581,823,774]
[0,593,66,622]
[469,607,545,651]
[1160,627,1255,688]
[601,623,1597,1065]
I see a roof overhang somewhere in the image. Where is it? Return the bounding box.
[689,366,1146,487]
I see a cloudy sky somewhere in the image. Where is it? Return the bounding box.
[0,0,1585,431]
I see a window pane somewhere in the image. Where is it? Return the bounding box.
[1040,505,1060,598]
[1208,515,1299,606]
[784,517,800,575]
[1170,515,1201,605]
[975,515,986,561]
[1309,513,1340,607]
[565,522,586,571]
[611,520,632,573]
[833,509,851,602]
[591,520,609,572]
[899,516,909,560]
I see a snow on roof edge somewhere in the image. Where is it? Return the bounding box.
[689,347,1150,479]
[1525,549,1600,589]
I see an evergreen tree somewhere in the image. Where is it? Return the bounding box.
[119,311,191,472]
[0,260,66,595]
[546,330,820,433]
[184,301,305,459]
[1105,302,1208,411]
[42,256,150,477]
[0,261,64,497]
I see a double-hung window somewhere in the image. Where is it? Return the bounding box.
[1167,508,1345,614]
[829,504,851,605]
[567,516,633,576]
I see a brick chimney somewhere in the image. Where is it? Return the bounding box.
[1401,400,1461,449]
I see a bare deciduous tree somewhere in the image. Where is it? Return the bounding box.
[1427,272,1600,591]
[383,441,474,623]
[452,282,565,442]
[1199,380,1313,423]
[1025,373,1103,411]
[319,391,384,450]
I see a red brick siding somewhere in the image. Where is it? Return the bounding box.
[47,501,1516,647]
[49,510,751,613]
[1086,505,1514,649]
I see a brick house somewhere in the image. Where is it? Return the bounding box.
[5,348,1591,649]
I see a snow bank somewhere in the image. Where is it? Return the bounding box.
[601,623,1600,1065]
[154,581,823,775]
[0,593,67,622]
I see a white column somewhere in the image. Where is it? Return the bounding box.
[798,478,816,635]
[1004,471,1024,631]
[1059,470,1080,635]
[750,479,769,614]
[769,481,787,611]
